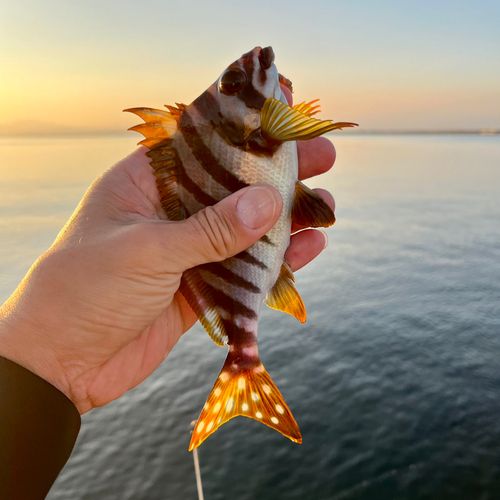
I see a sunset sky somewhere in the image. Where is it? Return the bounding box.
[1,0,499,134]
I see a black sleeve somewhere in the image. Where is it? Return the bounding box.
[0,356,81,499]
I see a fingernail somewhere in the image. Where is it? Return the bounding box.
[320,230,328,249]
[237,186,277,229]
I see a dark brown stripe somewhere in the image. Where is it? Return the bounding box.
[222,321,253,337]
[178,112,250,194]
[191,91,243,149]
[177,156,219,207]
[203,282,257,320]
[259,235,274,245]
[201,262,260,293]
[231,49,267,110]
[221,319,255,345]
[147,142,175,162]
[193,91,247,148]
[233,250,268,269]
[191,89,220,127]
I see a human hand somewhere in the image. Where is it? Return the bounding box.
[0,86,336,414]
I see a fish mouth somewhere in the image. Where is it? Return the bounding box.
[259,46,275,70]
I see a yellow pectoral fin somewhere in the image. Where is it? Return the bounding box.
[293,99,321,117]
[265,262,306,323]
[292,181,336,228]
[260,98,358,142]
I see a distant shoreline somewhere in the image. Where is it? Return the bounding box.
[338,129,499,136]
[0,130,498,138]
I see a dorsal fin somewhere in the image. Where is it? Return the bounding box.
[125,105,187,220]
[265,262,306,323]
[146,140,184,221]
[124,106,182,148]
[164,102,186,121]
[292,181,336,228]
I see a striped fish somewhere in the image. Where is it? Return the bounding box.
[125,46,357,450]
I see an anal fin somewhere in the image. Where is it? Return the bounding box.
[265,262,306,323]
[292,181,336,228]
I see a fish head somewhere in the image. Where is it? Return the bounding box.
[188,47,291,150]
[218,46,283,106]
[212,47,287,137]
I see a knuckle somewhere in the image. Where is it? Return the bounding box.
[191,206,238,261]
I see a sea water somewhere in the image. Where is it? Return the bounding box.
[1,134,499,499]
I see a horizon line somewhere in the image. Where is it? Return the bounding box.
[0,129,498,138]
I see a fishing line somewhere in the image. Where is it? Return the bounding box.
[190,421,205,500]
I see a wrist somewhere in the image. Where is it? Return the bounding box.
[0,295,76,411]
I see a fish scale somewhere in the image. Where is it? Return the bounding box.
[125,46,357,450]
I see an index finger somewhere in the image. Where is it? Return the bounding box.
[298,138,336,181]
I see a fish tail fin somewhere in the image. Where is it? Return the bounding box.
[189,352,302,451]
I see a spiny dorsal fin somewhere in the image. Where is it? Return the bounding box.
[125,105,186,220]
[189,353,302,450]
[124,106,178,148]
[146,140,184,221]
[164,103,186,121]
[292,181,336,228]
[265,261,306,323]
[260,98,358,142]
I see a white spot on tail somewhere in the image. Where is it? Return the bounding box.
[238,378,246,390]
[204,403,209,410]
[256,411,263,419]
[242,345,259,358]
[226,398,234,412]
[213,402,221,413]
[219,372,229,382]
[263,384,271,394]
[242,403,249,412]
[276,404,284,414]
[214,388,221,396]
[253,364,264,373]
[271,417,279,425]
[251,392,259,401]
[207,421,214,432]
[197,421,205,432]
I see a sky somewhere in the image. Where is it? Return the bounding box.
[0,0,499,134]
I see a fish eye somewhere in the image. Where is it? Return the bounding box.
[219,69,247,96]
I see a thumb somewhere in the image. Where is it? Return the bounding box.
[163,185,283,272]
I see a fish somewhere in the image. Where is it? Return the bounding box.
[125,46,357,450]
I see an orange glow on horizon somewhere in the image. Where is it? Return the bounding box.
[1,1,499,135]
